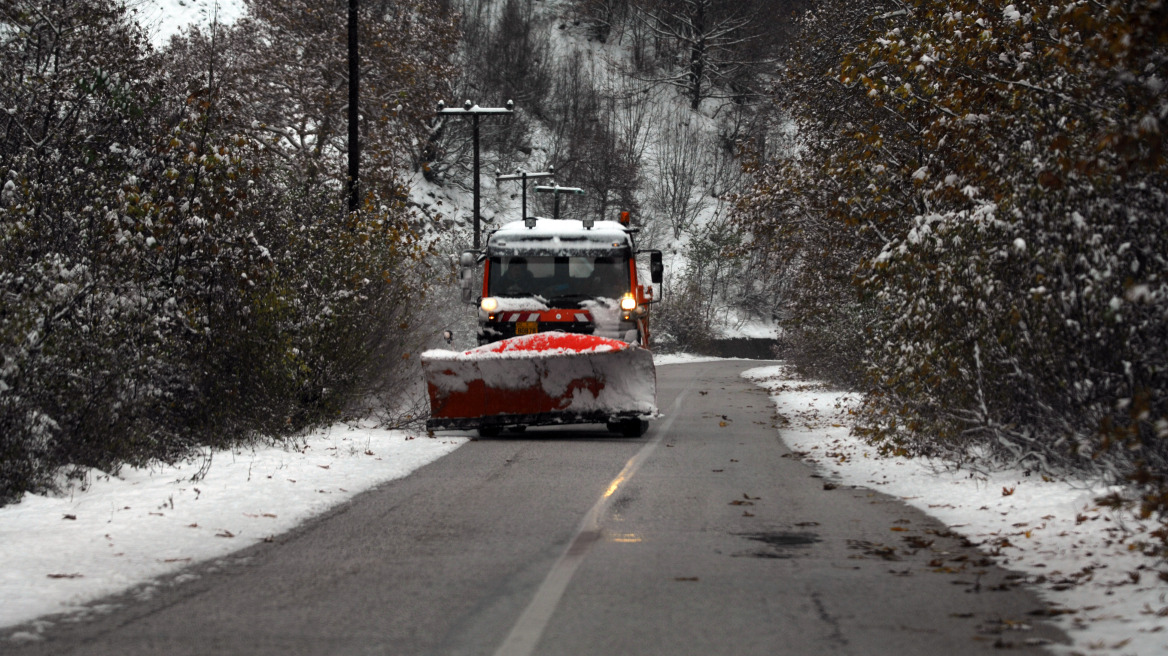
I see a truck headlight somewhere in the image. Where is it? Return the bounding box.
[619,295,637,311]
[481,297,499,312]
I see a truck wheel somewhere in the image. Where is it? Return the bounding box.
[614,419,648,437]
[478,426,502,438]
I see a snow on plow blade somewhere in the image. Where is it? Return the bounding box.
[422,332,657,431]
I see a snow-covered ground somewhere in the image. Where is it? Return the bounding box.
[743,365,1168,656]
[1,424,465,641]
[652,352,728,366]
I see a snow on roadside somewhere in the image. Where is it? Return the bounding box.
[0,425,465,639]
[652,352,729,366]
[742,364,1168,655]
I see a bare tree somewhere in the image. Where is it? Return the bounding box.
[652,109,708,239]
[636,0,771,109]
[570,0,631,43]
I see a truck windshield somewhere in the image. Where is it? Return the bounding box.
[488,255,630,300]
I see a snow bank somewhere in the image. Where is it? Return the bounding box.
[743,365,1168,655]
[653,353,729,366]
[0,425,464,635]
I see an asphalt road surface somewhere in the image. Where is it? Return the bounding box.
[10,360,1066,655]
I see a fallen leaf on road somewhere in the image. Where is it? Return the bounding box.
[903,535,935,549]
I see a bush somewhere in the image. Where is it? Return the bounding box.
[736,0,1168,491]
[0,0,453,504]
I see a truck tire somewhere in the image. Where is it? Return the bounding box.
[609,418,648,437]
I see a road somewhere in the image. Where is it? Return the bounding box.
[11,360,1065,655]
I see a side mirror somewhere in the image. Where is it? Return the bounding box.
[649,251,663,284]
[459,266,476,304]
[458,250,479,305]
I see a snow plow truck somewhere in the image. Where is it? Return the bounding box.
[422,213,663,437]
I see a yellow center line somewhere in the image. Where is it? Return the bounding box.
[493,389,690,656]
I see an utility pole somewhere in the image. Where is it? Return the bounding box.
[437,100,514,249]
[496,166,554,228]
[347,0,360,214]
[534,184,586,223]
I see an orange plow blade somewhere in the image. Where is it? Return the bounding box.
[422,333,657,432]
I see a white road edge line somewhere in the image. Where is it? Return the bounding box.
[492,391,690,656]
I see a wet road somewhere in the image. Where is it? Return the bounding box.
[8,360,1065,655]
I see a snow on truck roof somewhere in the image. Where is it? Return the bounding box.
[486,218,633,253]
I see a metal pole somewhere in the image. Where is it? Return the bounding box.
[533,184,586,223]
[520,171,527,219]
[437,100,514,247]
[495,167,552,228]
[472,114,480,248]
[347,0,359,214]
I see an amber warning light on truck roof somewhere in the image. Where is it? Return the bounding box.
[619,211,630,225]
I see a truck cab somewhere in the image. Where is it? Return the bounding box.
[463,217,662,347]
